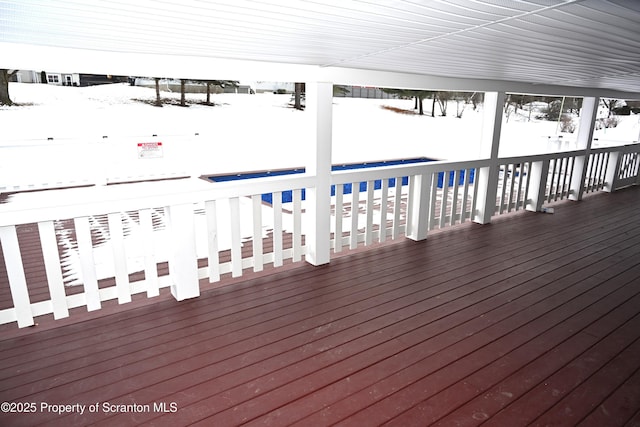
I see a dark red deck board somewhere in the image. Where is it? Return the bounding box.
[284,250,640,427]
[530,335,640,426]
[0,186,638,427]
[481,315,640,426]
[578,366,640,426]
[43,210,640,424]
[192,234,640,427]
[111,196,640,426]
[392,279,640,427]
[292,258,640,427]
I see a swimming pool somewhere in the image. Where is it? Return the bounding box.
[208,158,474,204]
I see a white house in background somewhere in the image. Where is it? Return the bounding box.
[45,72,80,86]
[14,70,80,85]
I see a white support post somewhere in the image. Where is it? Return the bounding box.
[526,160,550,212]
[166,203,199,301]
[474,91,505,224]
[569,97,599,201]
[406,173,432,241]
[305,81,333,266]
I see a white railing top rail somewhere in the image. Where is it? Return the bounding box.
[590,142,640,154]
[3,142,638,227]
[497,150,585,165]
[593,138,640,146]
[331,158,491,185]
[0,174,316,227]
[497,142,640,165]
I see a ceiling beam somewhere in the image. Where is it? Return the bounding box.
[3,42,639,100]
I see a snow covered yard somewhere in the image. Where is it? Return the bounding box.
[2,83,637,173]
[1,83,638,288]
[1,82,485,174]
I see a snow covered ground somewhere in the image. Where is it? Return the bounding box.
[1,82,483,175]
[1,83,638,286]
[2,83,638,173]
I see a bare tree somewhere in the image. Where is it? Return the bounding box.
[154,77,162,107]
[205,81,216,105]
[0,69,18,105]
[503,94,537,122]
[294,82,305,110]
[381,88,434,115]
[180,79,187,107]
[454,92,477,118]
[203,80,239,105]
[601,98,618,117]
[431,93,436,117]
[436,91,451,116]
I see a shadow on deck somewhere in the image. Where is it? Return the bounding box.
[0,186,639,426]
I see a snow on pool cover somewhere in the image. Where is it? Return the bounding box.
[208,158,475,204]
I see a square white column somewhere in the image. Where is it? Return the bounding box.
[305,81,333,266]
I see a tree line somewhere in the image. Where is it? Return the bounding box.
[0,70,627,122]
[141,77,239,107]
[381,89,483,118]
[0,70,240,107]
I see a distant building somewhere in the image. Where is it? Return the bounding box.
[12,70,126,86]
[78,74,128,86]
[13,70,80,86]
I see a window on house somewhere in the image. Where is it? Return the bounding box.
[47,75,60,83]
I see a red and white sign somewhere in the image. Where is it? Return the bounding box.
[137,142,163,159]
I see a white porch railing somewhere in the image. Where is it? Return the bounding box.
[1,143,638,327]
[609,146,640,190]
[0,175,311,327]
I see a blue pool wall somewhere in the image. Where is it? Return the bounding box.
[208,158,475,204]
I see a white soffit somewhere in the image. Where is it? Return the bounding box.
[1,0,639,96]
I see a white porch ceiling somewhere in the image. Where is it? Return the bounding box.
[1,0,640,97]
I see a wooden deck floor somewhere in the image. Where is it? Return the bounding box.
[1,186,639,426]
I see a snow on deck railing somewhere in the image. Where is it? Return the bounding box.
[0,144,639,328]
[0,174,313,327]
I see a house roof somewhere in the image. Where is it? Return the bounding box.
[1,0,639,97]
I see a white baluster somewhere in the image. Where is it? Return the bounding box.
[108,212,131,304]
[252,195,263,272]
[74,216,101,311]
[38,221,69,319]
[0,225,34,327]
